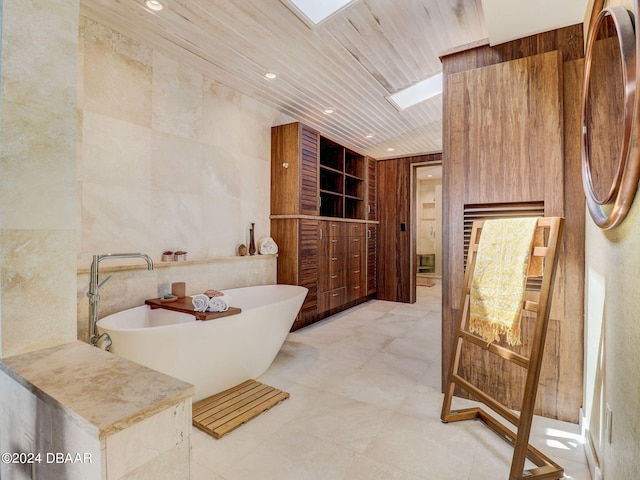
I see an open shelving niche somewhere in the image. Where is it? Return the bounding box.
[319,136,366,219]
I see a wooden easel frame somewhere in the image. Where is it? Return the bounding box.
[441,217,565,480]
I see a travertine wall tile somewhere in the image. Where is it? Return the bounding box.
[1,0,79,357]
[1,230,77,355]
[78,17,285,265]
[119,439,191,480]
[105,401,191,479]
[82,20,152,128]
[1,0,78,112]
[0,100,77,231]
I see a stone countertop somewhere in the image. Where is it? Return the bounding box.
[0,341,194,439]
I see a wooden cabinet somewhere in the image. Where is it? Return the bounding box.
[271,122,319,216]
[271,122,378,330]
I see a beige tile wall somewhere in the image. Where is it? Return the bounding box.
[78,17,287,268]
[0,0,80,357]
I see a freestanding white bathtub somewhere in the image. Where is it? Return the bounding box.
[97,284,307,401]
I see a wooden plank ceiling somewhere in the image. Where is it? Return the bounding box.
[79,0,487,158]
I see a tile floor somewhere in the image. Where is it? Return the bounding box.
[191,284,591,480]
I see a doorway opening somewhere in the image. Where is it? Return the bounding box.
[413,163,442,289]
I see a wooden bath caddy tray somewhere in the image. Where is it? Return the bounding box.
[145,296,241,321]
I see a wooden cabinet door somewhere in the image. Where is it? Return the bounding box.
[366,157,377,220]
[366,225,377,295]
[299,124,319,215]
[271,123,319,216]
[296,218,319,329]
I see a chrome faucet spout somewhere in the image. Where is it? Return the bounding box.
[88,253,154,347]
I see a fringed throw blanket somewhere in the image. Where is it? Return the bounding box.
[469,217,539,346]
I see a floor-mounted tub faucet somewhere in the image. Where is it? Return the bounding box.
[88,253,154,349]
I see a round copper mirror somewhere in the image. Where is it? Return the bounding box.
[582,4,640,229]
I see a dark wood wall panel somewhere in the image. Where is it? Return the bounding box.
[377,152,441,303]
[441,24,584,423]
[559,57,586,421]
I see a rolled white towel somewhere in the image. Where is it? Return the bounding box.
[192,293,210,312]
[208,294,231,312]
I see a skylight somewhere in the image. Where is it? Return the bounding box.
[388,73,443,111]
[286,0,357,25]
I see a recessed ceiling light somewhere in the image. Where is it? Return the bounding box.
[145,0,166,11]
[264,72,277,80]
[365,134,374,139]
[388,72,443,111]
[285,0,357,25]
[386,147,395,152]
[323,109,335,114]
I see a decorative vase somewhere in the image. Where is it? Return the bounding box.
[249,223,256,255]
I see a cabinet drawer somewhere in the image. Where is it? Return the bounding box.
[319,254,345,274]
[348,283,364,302]
[318,287,346,313]
[347,266,365,286]
[348,236,365,252]
[321,221,348,237]
[319,234,348,254]
[348,222,366,237]
[348,252,364,268]
[318,271,346,292]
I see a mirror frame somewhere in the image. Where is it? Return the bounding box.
[581,4,640,229]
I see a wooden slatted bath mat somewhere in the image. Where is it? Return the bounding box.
[192,379,289,439]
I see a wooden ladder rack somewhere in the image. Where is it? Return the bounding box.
[441,217,565,480]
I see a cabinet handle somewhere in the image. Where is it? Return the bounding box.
[331,275,338,279]
[319,229,323,240]
[331,239,338,243]
[367,204,371,213]
[354,286,360,290]
[354,254,360,258]
[332,293,339,297]
[367,229,371,239]
[331,257,338,261]
[353,238,360,242]
[354,270,360,274]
